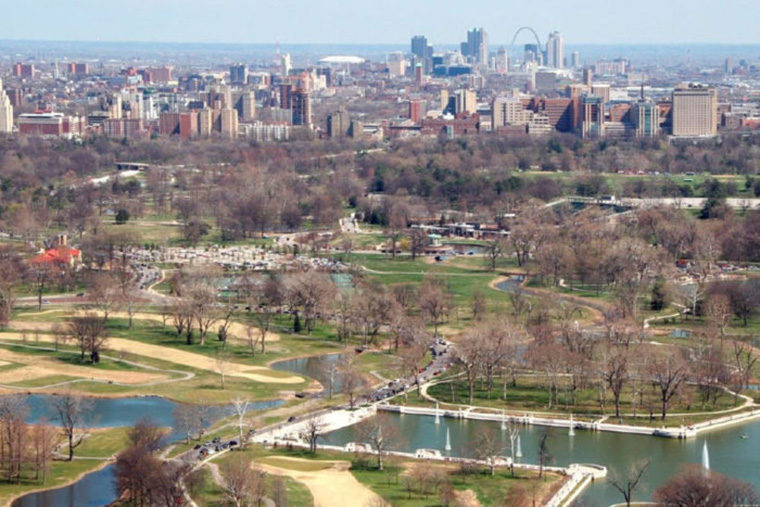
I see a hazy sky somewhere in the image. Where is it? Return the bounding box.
[2,0,760,45]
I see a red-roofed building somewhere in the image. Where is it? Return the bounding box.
[30,246,82,268]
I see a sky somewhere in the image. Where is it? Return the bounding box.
[2,0,760,45]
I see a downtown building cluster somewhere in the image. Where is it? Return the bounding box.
[1,30,759,143]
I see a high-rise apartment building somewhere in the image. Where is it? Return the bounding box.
[591,84,611,104]
[546,31,564,69]
[672,84,717,137]
[67,62,89,76]
[327,107,349,137]
[408,99,425,123]
[230,64,248,84]
[411,35,434,73]
[492,96,533,129]
[633,100,660,138]
[279,83,293,111]
[0,79,13,133]
[454,89,477,115]
[234,92,256,122]
[291,90,311,126]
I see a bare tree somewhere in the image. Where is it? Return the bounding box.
[52,392,92,461]
[609,459,650,507]
[220,454,264,507]
[358,420,400,471]
[299,416,325,454]
[232,397,249,447]
[66,313,108,363]
[216,350,231,390]
[474,429,506,476]
[648,350,689,420]
[419,278,451,336]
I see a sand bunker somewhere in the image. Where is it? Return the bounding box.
[258,458,383,507]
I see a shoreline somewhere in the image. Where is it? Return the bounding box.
[2,459,113,507]
[379,404,760,439]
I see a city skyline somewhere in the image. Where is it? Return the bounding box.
[3,0,760,45]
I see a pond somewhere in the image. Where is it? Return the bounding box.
[271,352,347,394]
[19,394,283,441]
[12,464,116,507]
[10,394,284,507]
[324,411,760,506]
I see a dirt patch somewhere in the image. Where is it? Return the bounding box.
[258,458,382,507]
[455,489,481,506]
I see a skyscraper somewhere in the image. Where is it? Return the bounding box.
[411,35,433,73]
[281,53,292,76]
[633,100,660,138]
[672,84,717,137]
[495,47,509,74]
[230,64,248,84]
[546,31,564,69]
[0,79,13,133]
[411,36,428,59]
[462,28,488,64]
[571,51,580,68]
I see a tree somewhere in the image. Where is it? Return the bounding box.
[358,421,400,471]
[408,228,429,261]
[220,454,264,507]
[66,313,108,363]
[648,350,689,420]
[484,237,508,271]
[87,271,119,322]
[0,247,25,328]
[216,350,231,390]
[418,278,451,336]
[53,392,92,461]
[601,348,629,420]
[0,395,29,482]
[232,397,249,448]
[609,459,649,507]
[537,430,552,480]
[653,465,759,506]
[299,416,325,454]
[115,208,130,225]
[474,429,506,476]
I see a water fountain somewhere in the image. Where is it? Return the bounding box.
[435,402,440,425]
[702,441,710,471]
[501,410,507,431]
[569,414,576,436]
[516,435,523,458]
[445,427,451,455]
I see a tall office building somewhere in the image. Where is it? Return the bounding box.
[411,35,433,74]
[546,31,564,69]
[230,64,248,84]
[571,51,580,68]
[0,79,13,133]
[495,47,509,74]
[291,90,311,126]
[281,53,292,76]
[411,35,428,59]
[462,28,488,64]
[672,84,717,137]
[279,83,294,110]
[582,95,605,139]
